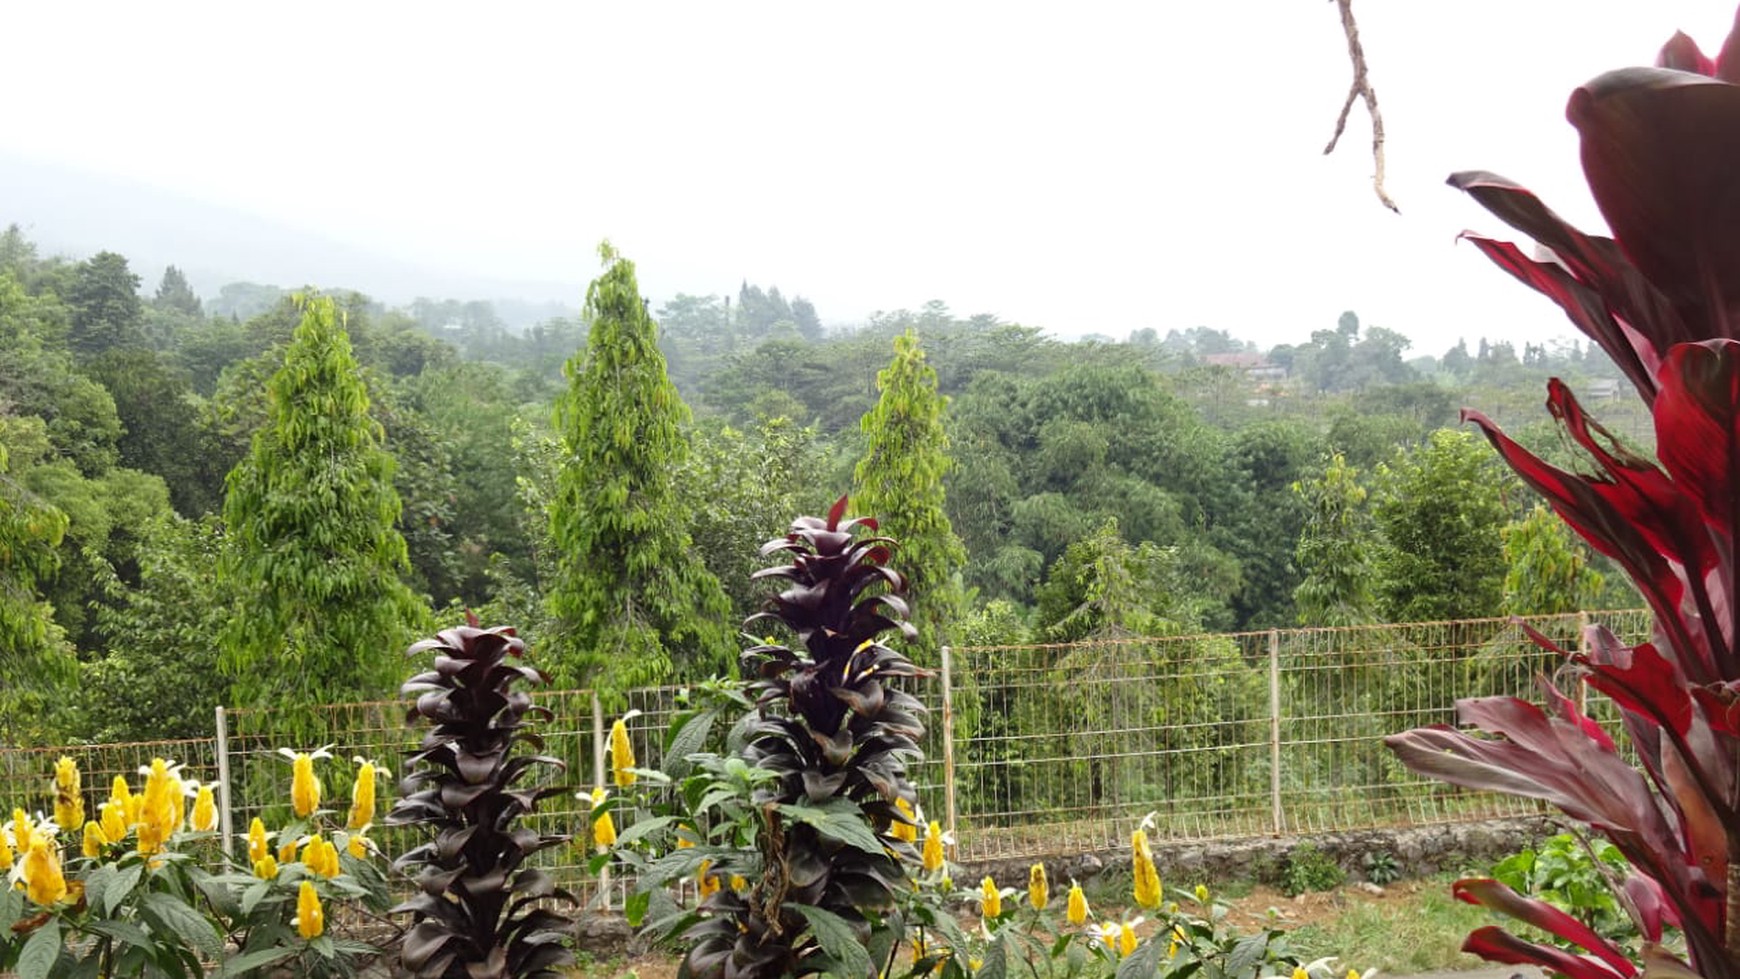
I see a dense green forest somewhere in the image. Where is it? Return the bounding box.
[0,225,1641,745]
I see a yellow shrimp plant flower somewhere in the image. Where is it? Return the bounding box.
[921,820,946,872]
[280,747,334,818]
[347,758,380,830]
[248,817,270,864]
[1028,862,1049,911]
[892,798,919,844]
[1131,828,1162,909]
[53,756,84,831]
[82,820,108,858]
[295,880,324,939]
[22,837,67,906]
[1066,881,1089,925]
[191,784,218,832]
[979,876,1002,918]
[586,786,616,848]
[610,717,637,788]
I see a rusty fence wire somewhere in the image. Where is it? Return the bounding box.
[0,608,1654,888]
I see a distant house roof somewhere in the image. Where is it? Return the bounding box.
[1203,353,1272,370]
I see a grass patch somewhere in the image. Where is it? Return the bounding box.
[1291,882,1490,974]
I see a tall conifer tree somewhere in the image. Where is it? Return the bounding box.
[220,294,422,710]
[853,330,967,659]
[545,245,733,693]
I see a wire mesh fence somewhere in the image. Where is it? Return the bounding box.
[0,608,1655,885]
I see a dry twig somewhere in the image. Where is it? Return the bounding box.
[1324,0,1399,213]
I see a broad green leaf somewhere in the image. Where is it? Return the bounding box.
[790,903,872,979]
[219,945,298,976]
[778,802,885,856]
[613,815,675,849]
[662,710,716,777]
[105,862,144,917]
[624,889,651,928]
[82,863,115,919]
[239,880,273,918]
[86,918,155,951]
[16,919,61,979]
[976,932,1008,979]
[1117,934,1170,979]
[140,892,224,960]
[1224,932,1270,979]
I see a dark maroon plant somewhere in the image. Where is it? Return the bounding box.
[1385,11,1740,979]
[388,614,576,979]
[681,496,927,979]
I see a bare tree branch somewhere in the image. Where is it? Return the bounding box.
[1323,0,1398,213]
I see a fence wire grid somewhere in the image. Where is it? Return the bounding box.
[0,609,1653,891]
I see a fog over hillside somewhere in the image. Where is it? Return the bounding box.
[3,153,578,328]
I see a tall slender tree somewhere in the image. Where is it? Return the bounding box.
[220,294,422,710]
[545,244,733,694]
[1291,452,1378,626]
[853,329,967,659]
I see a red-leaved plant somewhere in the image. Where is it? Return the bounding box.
[1385,11,1740,979]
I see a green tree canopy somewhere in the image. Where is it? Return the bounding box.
[220,294,424,711]
[853,330,967,658]
[544,244,734,695]
[1292,452,1378,626]
[1370,429,1514,622]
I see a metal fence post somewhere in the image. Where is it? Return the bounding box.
[940,645,958,858]
[215,706,234,859]
[1576,610,1591,715]
[592,692,609,909]
[1268,629,1283,836]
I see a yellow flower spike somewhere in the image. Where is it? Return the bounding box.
[347,760,377,830]
[891,798,919,844]
[347,831,368,859]
[167,774,187,833]
[110,774,131,806]
[1131,829,1162,910]
[585,786,616,849]
[696,859,721,900]
[676,834,695,849]
[291,753,321,817]
[729,874,748,892]
[248,818,269,863]
[1292,968,1308,979]
[323,839,341,876]
[1066,882,1088,925]
[137,758,178,855]
[295,880,324,939]
[278,837,299,864]
[82,820,108,858]
[1119,922,1138,958]
[53,757,84,831]
[22,837,67,906]
[253,855,280,880]
[609,719,636,788]
[1347,971,1360,979]
[191,785,217,833]
[921,821,945,872]
[979,876,1001,918]
[1028,863,1049,911]
[1195,883,1210,904]
[0,827,13,871]
[99,798,126,843]
[12,809,36,854]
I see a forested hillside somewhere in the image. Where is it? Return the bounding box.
[0,225,1640,745]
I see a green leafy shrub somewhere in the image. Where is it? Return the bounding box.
[1281,843,1346,897]
[1489,833,1635,946]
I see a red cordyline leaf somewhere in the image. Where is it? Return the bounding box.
[1454,879,1636,975]
[1405,11,1740,979]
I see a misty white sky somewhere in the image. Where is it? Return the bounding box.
[4,1,1736,353]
